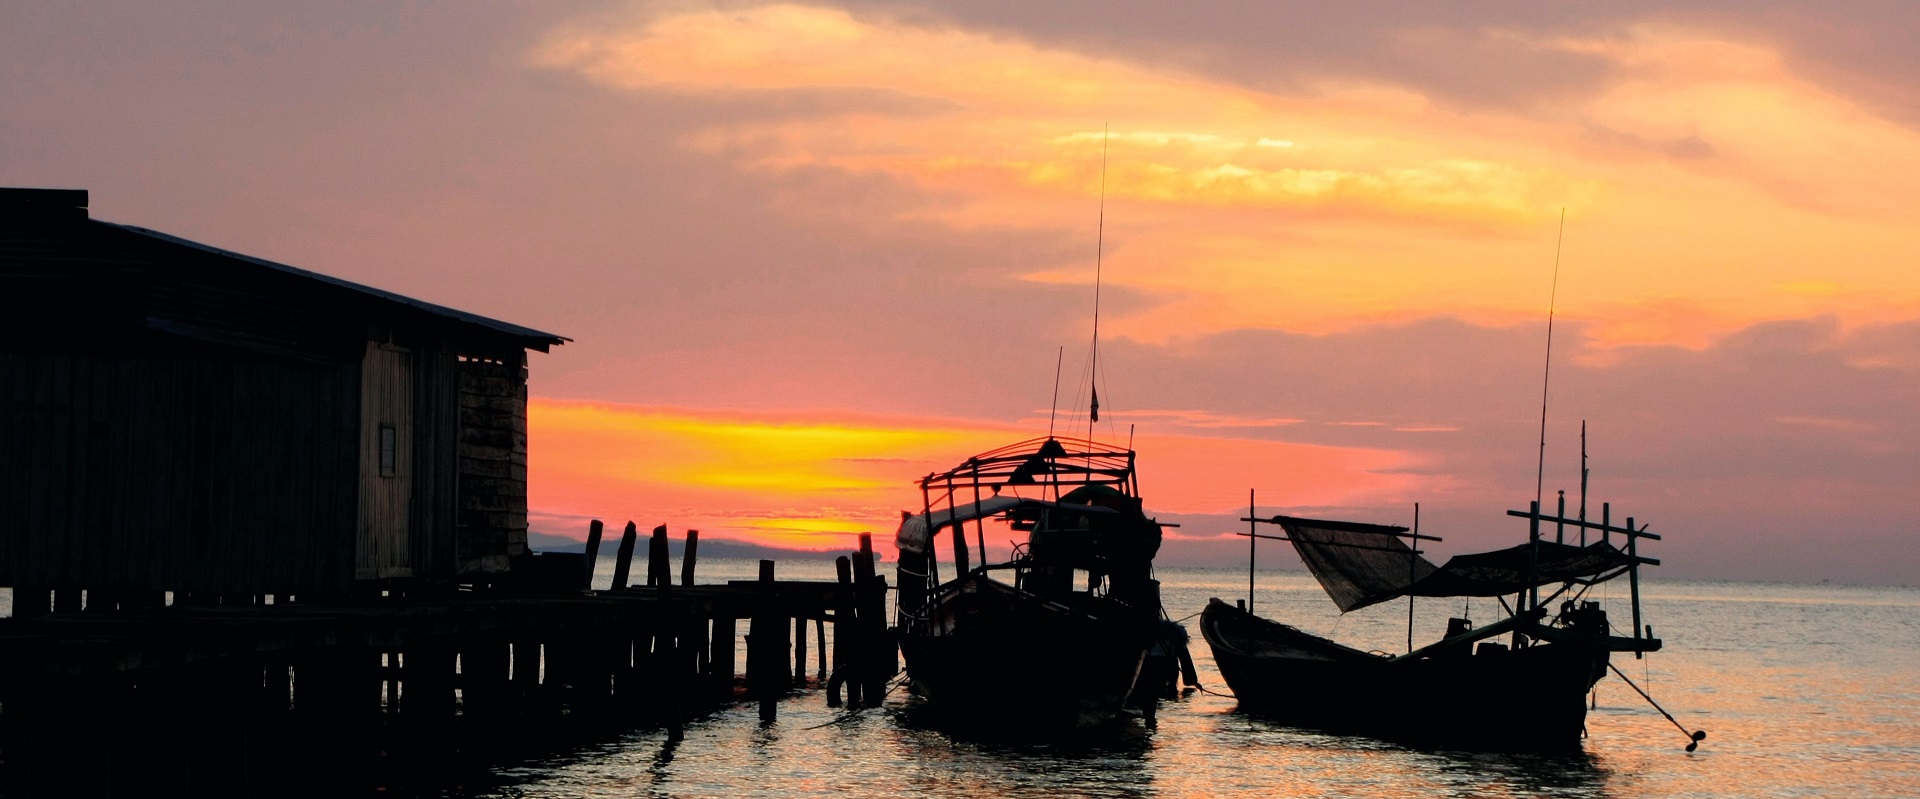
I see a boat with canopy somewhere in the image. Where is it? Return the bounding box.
[1201,497,1674,750]
[893,435,1172,729]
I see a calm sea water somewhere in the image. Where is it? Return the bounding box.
[476,560,1920,798]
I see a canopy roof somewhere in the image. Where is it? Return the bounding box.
[918,436,1135,492]
[895,496,1119,555]
[1274,515,1638,613]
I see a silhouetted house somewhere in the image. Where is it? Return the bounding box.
[0,188,567,605]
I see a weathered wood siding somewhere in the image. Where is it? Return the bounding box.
[408,346,461,582]
[455,352,529,576]
[355,342,413,580]
[2,195,561,595]
[0,352,359,595]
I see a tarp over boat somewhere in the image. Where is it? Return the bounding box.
[896,496,1119,554]
[1274,515,1638,612]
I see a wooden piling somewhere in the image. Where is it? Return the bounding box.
[748,559,787,721]
[830,555,856,708]
[582,519,605,589]
[611,521,639,590]
[815,617,827,679]
[680,529,700,587]
[712,616,736,701]
[794,615,808,684]
[657,576,684,741]
[855,534,891,701]
[648,524,670,587]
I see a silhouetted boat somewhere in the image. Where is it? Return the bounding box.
[1203,504,1665,750]
[893,436,1168,729]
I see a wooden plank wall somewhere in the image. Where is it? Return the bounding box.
[355,342,414,581]
[453,351,528,578]
[0,352,359,596]
[409,346,460,583]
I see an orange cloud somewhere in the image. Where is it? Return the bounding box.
[534,6,1920,348]
[527,398,1420,553]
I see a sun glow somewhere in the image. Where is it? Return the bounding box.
[528,399,1422,553]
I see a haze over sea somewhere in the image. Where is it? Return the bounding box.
[458,560,1920,798]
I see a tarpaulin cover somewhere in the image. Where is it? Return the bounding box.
[1275,515,1636,612]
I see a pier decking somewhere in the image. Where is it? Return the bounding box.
[0,529,896,796]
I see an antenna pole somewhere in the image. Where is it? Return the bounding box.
[1407,502,1419,653]
[1535,207,1566,509]
[1048,346,1064,438]
[1247,488,1256,616]
[1089,124,1109,439]
[1579,420,1589,546]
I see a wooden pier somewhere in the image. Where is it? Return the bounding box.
[0,526,897,797]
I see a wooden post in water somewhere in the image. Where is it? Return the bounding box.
[855,534,890,702]
[582,519,605,590]
[863,574,892,702]
[657,574,684,740]
[748,559,786,721]
[794,615,808,685]
[681,529,700,586]
[648,524,670,586]
[711,616,736,702]
[611,521,639,590]
[830,555,855,708]
[815,617,827,679]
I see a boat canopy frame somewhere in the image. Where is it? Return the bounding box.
[1237,496,1665,657]
[896,436,1147,630]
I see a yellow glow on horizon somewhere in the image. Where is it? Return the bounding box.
[527,399,1423,553]
[536,6,1920,349]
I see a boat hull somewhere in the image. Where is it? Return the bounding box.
[1201,599,1607,750]
[901,578,1154,730]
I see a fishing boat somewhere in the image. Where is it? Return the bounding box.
[1202,499,1676,750]
[893,436,1169,729]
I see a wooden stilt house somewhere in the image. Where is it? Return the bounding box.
[0,188,567,603]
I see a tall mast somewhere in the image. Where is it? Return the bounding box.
[1088,125,1109,438]
[1534,208,1567,509]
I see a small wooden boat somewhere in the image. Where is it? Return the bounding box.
[893,436,1169,729]
[1202,504,1666,750]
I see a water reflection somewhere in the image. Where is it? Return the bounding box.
[885,703,1156,799]
[1422,749,1610,799]
[455,573,1918,799]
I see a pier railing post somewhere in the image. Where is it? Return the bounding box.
[582,519,605,590]
[680,529,700,587]
[647,524,669,587]
[611,522,638,591]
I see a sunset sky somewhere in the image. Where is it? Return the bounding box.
[5,2,1916,583]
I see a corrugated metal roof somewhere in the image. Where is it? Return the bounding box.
[106,221,569,351]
